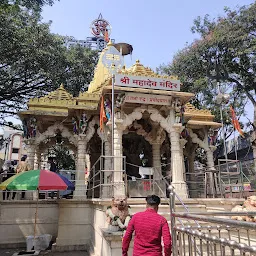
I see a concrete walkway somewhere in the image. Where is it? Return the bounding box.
[0,248,89,256]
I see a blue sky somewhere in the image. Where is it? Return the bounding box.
[41,0,254,124]
[42,0,255,69]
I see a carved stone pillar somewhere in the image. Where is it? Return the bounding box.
[102,137,112,197]
[113,120,125,196]
[74,135,87,199]
[25,139,36,170]
[35,149,42,170]
[204,129,216,171]
[169,124,188,199]
[152,143,162,180]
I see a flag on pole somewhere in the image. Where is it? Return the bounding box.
[230,105,245,138]
[100,96,107,131]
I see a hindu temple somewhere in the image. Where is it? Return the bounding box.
[18,41,221,200]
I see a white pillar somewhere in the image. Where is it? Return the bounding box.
[152,143,162,180]
[26,139,36,170]
[74,135,87,199]
[169,124,188,199]
[35,149,42,170]
[113,121,125,196]
[102,138,112,197]
[204,129,216,171]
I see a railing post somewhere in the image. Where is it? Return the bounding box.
[169,185,177,256]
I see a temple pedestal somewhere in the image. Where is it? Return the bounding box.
[100,228,133,256]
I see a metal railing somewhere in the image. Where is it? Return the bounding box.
[86,155,126,198]
[169,186,256,256]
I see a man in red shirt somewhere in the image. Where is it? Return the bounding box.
[122,195,172,256]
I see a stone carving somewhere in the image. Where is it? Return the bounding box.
[106,195,132,231]
[72,113,88,135]
[115,93,125,110]
[79,112,88,134]
[181,128,189,139]
[188,128,215,171]
[72,117,79,135]
[208,128,218,146]
[173,99,185,124]
[231,196,256,222]
[36,123,76,146]
[104,98,112,121]
[122,106,172,134]
[126,120,166,145]
[23,117,37,139]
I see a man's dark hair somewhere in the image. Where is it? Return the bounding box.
[21,156,26,161]
[146,195,161,206]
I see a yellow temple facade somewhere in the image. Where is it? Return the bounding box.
[19,42,221,199]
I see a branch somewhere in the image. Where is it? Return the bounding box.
[0,121,22,131]
[228,77,256,105]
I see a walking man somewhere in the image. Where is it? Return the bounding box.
[122,194,172,256]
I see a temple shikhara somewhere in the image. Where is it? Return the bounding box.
[18,41,221,199]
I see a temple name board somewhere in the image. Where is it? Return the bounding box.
[115,74,180,91]
[124,92,172,105]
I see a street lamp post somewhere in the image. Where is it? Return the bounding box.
[111,72,115,162]
[216,82,229,161]
[216,82,230,172]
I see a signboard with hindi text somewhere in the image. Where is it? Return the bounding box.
[124,92,172,106]
[115,74,180,91]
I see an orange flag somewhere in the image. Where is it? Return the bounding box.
[230,105,245,138]
[100,96,107,131]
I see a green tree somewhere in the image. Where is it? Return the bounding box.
[1,0,58,11]
[0,4,99,126]
[159,3,256,166]
[49,145,76,170]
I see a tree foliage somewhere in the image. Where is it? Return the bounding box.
[159,3,256,167]
[49,145,76,170]
[1,0,58,11]
[159,2,256,128]
[0,2,99,126]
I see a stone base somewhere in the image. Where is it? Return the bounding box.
[54,200,91,249]
[52,243,88,252]
[171,182,188,199]
[73,183,87,199]
[100,228,133,256]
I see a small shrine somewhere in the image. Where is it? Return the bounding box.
[18,41,221,199]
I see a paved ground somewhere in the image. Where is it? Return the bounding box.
[0,248,89,256]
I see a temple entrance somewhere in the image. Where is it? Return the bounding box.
[122,116,170,197]
[87,128,102,198]
[123,133,152,179]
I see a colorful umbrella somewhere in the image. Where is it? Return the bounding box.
[0,169,74,191]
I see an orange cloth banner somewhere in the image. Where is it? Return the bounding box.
[230,105,244,138]
[100,96,107,131]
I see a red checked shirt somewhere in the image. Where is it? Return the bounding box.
[122,208,172,256]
